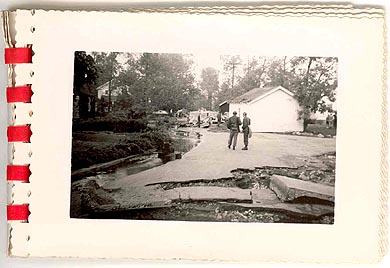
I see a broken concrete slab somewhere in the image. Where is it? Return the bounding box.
[168,186,252,203]
[251,189,280,205]
[224,202,334,218]
[111,185,177,209]
[269,175,335,203]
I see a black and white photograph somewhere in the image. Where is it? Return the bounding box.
[70,51,338,224]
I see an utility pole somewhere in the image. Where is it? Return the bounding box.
[232,63,235,89]
[230,57,241,89]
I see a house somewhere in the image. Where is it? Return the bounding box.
[229,86,303,132]
[218,101,229,114]
[96,80,119,102]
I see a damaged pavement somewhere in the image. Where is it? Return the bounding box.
[71,131,336,223]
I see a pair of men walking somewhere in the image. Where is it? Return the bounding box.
[227,111,251,150]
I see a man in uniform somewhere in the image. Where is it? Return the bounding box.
[242,112,251,150]
[227,111,242,150]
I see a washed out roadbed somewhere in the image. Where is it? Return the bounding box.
[87,201,333,224]
[147,151,335,190]
[71,152,336,223]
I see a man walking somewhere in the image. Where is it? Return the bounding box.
[227,111,242,150]
[242,112,251,150]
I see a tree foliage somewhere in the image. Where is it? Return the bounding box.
[239,56,267,91]
[74,52,337,121]
[73,51,98,95]
[200,67,219,110]
[136,53,198,112]
[221,55,242,89]
[91,52,121,86]
[288,57,337,113]
[77,52,202,114]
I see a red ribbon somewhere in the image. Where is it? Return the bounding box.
[7,125,32,142]
[4,47,33,64]
[7,85,33,103]
[7,204,30,221]
[7,165,31,182]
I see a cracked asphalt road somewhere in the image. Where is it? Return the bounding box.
[106,129,336,189]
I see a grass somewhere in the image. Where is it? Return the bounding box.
[305,123,337,136]
[72,129,172,171]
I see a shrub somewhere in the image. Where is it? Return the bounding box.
[139,130,172,151]
[73,117,147,133]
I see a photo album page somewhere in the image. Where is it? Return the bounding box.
[3,5,387,263]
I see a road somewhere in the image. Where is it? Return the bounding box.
[106,129,336,189]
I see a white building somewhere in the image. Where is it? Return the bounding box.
[97,81,110,100]
[229,86,303,132]
[96,80,120,102]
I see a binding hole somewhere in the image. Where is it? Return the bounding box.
[27,190,31,197]
[31,10,35,16]
[11,145,15,161]
[26,235,30,241]
[30,71,34,77]
[11,145,15,160]
[29,111,33,117]
[28,151,33,158]
[30,26,35,33]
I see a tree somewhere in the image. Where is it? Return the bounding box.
[73,51,98,94]
[221,55,242,89]
[73,51,99,118]
[214,80,240,106]
[91,52,121,112]
[200,67,219,110]
[239,56,268,91]
[264,56,293,88]
[289,57,338,130]
[190,90,209,111]
[136,53,198,112]
[112,54,141,112]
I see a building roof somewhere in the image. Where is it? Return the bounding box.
[219,101,228,106]
[96,80,111,90]
[230,86,293,104]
